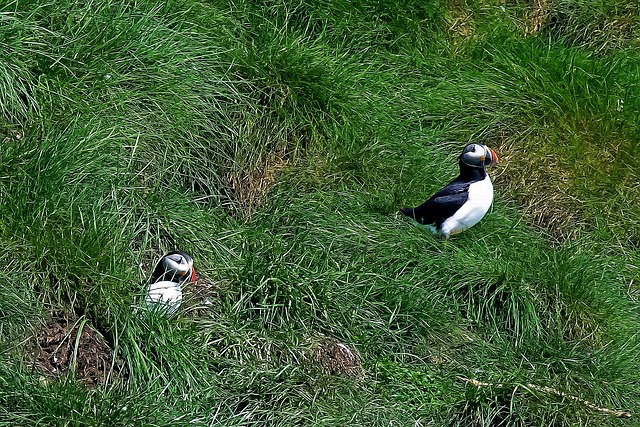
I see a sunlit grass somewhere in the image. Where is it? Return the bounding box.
[0,0,638,425]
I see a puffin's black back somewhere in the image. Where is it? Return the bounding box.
[400,157,488,226]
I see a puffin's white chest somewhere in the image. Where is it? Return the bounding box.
[146,281,183,315]
[440,175,493,237]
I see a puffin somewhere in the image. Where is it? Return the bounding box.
[400,143,499,238]
[145,251,196,315]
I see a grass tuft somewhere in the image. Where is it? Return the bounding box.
[0,0,638,425]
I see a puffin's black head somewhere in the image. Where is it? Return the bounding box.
[460,143,499,168]
[150,251,196,284]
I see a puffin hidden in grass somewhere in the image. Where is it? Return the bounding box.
[400,143,499,238]
[145,251,196,315]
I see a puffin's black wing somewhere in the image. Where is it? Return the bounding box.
[149,258,167,284]
[401,180,470,226]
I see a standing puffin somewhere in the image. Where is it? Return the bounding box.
[400,143,499,238]
[145,251,196,315]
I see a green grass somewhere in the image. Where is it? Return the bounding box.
[1,0,639,425]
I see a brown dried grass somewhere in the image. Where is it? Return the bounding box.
[525,0,550,35]
[227,150,292,219]
[492,139,588,243]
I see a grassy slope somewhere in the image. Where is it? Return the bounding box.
[1,0,639,425]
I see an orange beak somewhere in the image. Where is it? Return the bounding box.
[190,268,197,283]
[489,148,499,164]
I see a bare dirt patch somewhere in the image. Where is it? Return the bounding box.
[29,311,120,387]
[309,336,364,378]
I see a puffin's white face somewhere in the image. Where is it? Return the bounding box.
[160,252,196,283]
[460,143,499,168]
